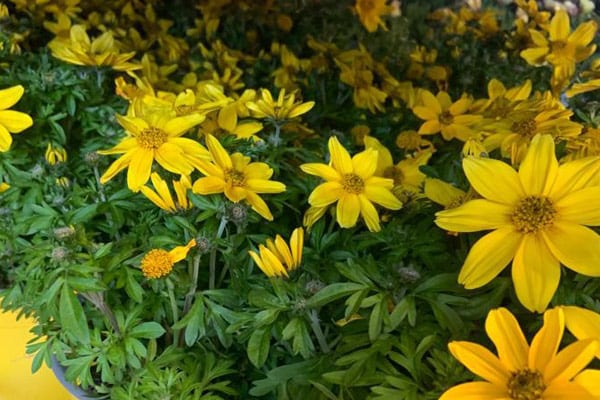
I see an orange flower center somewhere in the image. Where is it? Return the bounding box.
[225,168,246,187]
[141,249,174,279]
[439,111,454,125]
[137,127,168,149]
[342,173,365,194]
[507,368,546,400]
[511,196,556,234]
[511,119,537,138]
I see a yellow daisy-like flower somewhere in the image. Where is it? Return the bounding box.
[192,134,286,221]
[248,227,304,278]
[99,112,209,191]
[412,90,482,141]
[246,88,314,122]
[140,172,192,213]
[301,136,402,232]
[354,0,390,33]
[436,134,600,312]
[0,85,33,152]
[440,307,599,400]
[140,239,196,279]
[520,9,597,78]
[48,25,140,72]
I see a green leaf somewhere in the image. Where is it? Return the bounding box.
[129,322,165,339]
[59,285,90,344]
[247,327,270,368]
[306,282,366,308]
[369,298,385,341]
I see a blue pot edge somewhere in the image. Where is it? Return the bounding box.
[50,354,108,400]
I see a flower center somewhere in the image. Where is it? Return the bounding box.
[511,196,556,234]
[439,111,454,125]
[342,173,365,194]
[511,119,537,138]
[141,249,174,279]
[507,369,546,400]
[137,127,168,149]
[175,105,195,116]
[225,168,246,187]
[384,166,404,186]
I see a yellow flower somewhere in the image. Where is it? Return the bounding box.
[99,112,209,191]
[246,88,314,122]
[48,25,140,71]
[301,136,402,232]
[412,90,482,141]
[395,130,434,152]
[192,134,286,221]
[0,85,33,152]
[0,180,9,193]
[520,9,597,78]
[248,227,304,278]
[561,306,600,359]
[140,172,192,213]
[435,134,600,312]
[441,307,599,400]
[141,239,196,279]
[45,143,67,165]
[424,178,467,209]
[355,0,389,32]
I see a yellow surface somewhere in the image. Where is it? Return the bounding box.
[0,306,75,400]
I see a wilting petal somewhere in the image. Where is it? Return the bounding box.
[459,227,521,288]
[435,199,512,233]
[448,341,509,386]
[485,307,529,371]
[463,157,524,204]
[543,221,600,277]
[518,135,558,196]
[439,382,508,400]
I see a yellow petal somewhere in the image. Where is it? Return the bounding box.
[562,306,600,358]
[439,382,508,400]
[424,178,465,207]
[520,47,550,65]
[420,90,442,115]
[0,124,13,152]
[192,176,225,194]
[97,137,137,155]
[418,120,441,134]
[574,369,600,397]
[127,148,153,191]
[555,186,600,225]
[288,101,315,119]
[205,134,232,169]
[463,157,524,205]
[542,221,600,277]
[218,104,238,132]
[529,308,564,371]
[140,185,173,212]
[512,233,560,313]
[290,228,303,268]
[336,193,360,228]
[351,148,377,179]
[224,185,247,202]
[273,235,293,269]
[246,191,274,221]
[155,142,193,175]
[0,85,24,110]
[518,135,558,196]
[244,162,273,180]
[413,106,439,121]
[329,136,353,174]
[0,110,33,133]
[363,184,402,210]
[249,250,274,277]
[364,136,393,176]
[544,379,598,400]
[447,341,509,386]
[550,9,570,42]
[116,114,145,135]
[435,199,512,233]
[164,114,205,137]
[301,163,341,181]
[308,181,343,207]
[459,227,521,288]
[545,339,597,382]
[551,157,600,200]
[485,307,529,371]
[169,239,196,263]
[246,179,286,194]
[487,79,506,99]
[358,194,380,232]
[259,245,287,277]
[568,20,598,47]
[100,150,135,184]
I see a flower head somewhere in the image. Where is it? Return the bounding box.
[440,307,598,400]
[192,134,286,221]
[355,0,390,32]
[140,172,192,213]
[141,239,196,279]
[436,134,600,312]
[249,227,304,278]
[0,85,33,152]
[246,88,314,122]
[301,136,402,232]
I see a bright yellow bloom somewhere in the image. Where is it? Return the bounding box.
[99,112,209,191]
[355,0,389,32]
[424,178,467,209]
[140,172,192,213]
[48,25,140,71]
[248,227,304,278]
[301,136,402,232]
[520,10,597,78]
[141,239,196,279]
[412,90,482,141]
[192,134,286,221]
[45,143,67,165]
[0,85,33,152]
[436,134,600,312]
[246,88,314,122]
[441,307,599,400]
[0,180,9,193]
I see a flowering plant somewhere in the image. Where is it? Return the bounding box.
[2,0,600,399]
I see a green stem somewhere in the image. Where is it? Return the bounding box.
[209,216,227,290]
[308,309,330,353]
[166,279,180,345]
[183,254,201,315]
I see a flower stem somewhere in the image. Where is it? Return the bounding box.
[209,216,227,290]
[308,309,330,353]
[166,279,180,345]
[182,254,201,315]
